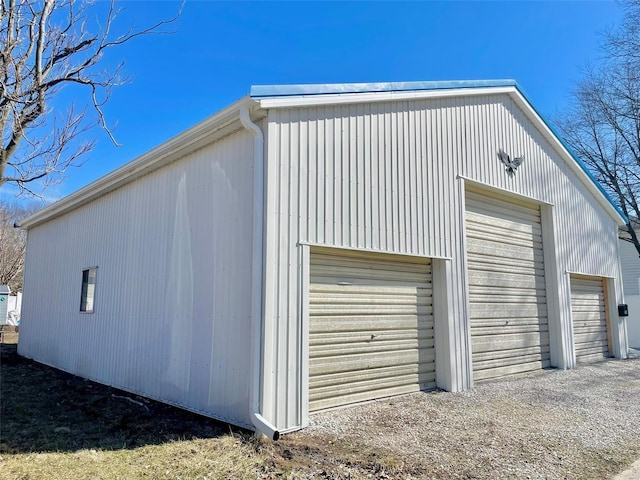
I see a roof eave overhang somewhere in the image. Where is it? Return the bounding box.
[18,96,262,229]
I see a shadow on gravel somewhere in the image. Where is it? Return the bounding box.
[0,343,247,454]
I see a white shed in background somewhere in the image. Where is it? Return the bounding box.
[620,237,640,347]
[17,80,629,439]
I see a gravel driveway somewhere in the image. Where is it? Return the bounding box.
[272,355,640,479]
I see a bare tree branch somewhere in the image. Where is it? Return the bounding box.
[0,201,38,291]
[555,0,640,256]
[0,0,181,197]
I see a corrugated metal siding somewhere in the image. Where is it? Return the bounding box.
[265,93,625,431]
[309,248,434,411]
[626,295,640,348]
[465,190,550,381]
[19,129,256,428]
[620,239,640,296]
[570,275,610,362]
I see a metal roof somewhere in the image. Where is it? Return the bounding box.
[250,79,518,98]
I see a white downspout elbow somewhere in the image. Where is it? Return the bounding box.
[239,106,280,441]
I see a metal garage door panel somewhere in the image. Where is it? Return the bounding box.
[466,191,550,382]
[309,249,434,411]
[571,276,610,362]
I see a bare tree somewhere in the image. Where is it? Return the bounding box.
[0,201,33,291]
[556,0,640,255]
[0,0,178,198]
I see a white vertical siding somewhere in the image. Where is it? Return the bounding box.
[19,129,256,428]
[264,93,625,432]
[620,239,640,296]
[626,295,640,347]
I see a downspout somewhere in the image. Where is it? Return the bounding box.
[239,106,280,441]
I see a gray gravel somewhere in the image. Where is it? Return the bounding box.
[297,356,640,479]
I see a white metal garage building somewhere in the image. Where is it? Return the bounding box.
[17,80,629,439]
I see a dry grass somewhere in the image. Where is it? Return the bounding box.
[1,438,263,480]
[0,340,267,480]
[2,336,640,480]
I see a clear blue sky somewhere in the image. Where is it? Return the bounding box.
[4,0,624,202]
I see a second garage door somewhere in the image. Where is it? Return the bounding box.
[466,190,550,381]
[309,249,435,411]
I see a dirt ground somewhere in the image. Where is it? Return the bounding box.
[3,338,640,479]
[267,356,640,479]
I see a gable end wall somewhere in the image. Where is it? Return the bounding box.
[262,93,626,431]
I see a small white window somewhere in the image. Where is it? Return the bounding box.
[80,267,97,313]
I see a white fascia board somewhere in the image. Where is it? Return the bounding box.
[19,96,260,229]
[255,86,516,109]
[507,91,627,226]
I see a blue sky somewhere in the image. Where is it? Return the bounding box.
[3,0,625,202]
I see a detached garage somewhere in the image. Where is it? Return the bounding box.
[17,80,629,438]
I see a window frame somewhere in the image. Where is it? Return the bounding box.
[80,266,98,314]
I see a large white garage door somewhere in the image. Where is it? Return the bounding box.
[466,190,550,381]
[570,275,610,362]
[309,249,435,411]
